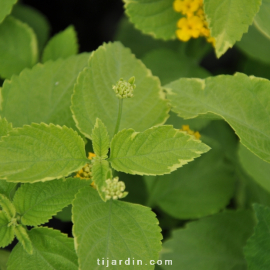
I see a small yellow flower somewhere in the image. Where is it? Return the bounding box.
[194,131,201,140]
[173,0,215,46]
[207,36,216,47]
[196,7,205,20]
[88,152,96,159]
[176,16,204,41]
[174,0,200,17]
[75,152,96,179]
[180,125,201,140]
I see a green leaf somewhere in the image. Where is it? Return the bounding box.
[7,227,78,270]
[165,73,270,163]
[11,4,50,51]
[0,16,38,79]
[55,205,72,222]
[144,137,235,219]
[204,0,262,57]
[201,120,239,161]
[0,123,87,182]
[142,48,210,85]
[0,180,16,199]
[237,165,270,208]
[92,159,110,201]
[254,0,270,39]
[161,210,255,270]
[71,42,169,139]
[239,144,270,193]
[0,212,14,248]
[123,0,180,40]
[236,24,270,64]
[109,125,210,175]
[166,111,211,131]
[91,118,110,158]
[0,0,17,23]
[244,204,270,269]
[13,178,90,226]
[14,226,32,255]
[72,186,162,270]
[42,25,78,63]
[0,117,12,137]
[0,250,10,270]
[114,17,180,59]
[0,195,15,220]
[1,53,90,129]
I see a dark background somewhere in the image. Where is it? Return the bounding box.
[22,0,124,52]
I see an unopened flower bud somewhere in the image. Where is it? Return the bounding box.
[102,177,128,200]
[112,77,136,99]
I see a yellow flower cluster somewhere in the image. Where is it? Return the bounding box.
[173,0,215,46]
[75,152,96,179]
[180,125,201,140]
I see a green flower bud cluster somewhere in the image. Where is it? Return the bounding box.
[8,217,18,227]
[101,177,128,200]
[112,77,136,99]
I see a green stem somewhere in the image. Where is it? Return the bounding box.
[113,98,123,136]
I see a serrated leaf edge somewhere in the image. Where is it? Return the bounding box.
[0,123,88,183]
[123,0,177,41]
[109,125,210,176]
[165,73,270,163]
[71,41,170,140]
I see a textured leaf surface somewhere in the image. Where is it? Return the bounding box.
[142,48,210,85]
[71,42,169,139]
[161,211,255,270]
[0,16,38,79]
[165,73,270,163]
[244,204,270,269]
[0,117,12,137]
[7,227,78,270]
[0,123,87,182]
[42,25,78,62]
[239,144,270,193]
[254,0,270,39]
[0,250,10,270]
[92,160,110,201]
[204,0,262,57]
[91,118,109,158]
[11,4,50,51]
[72,186,162,270]
[1,53,90,129]
[0,195,15,219]
[14,226,32,254]
[0,180,16,199]
[144,138,235,219]
[13,178,90,226]
[0,0,17,23]
[0,211,14,248]
[109,126,210,175]
[123,0,180,40]
[236,24,270,64]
